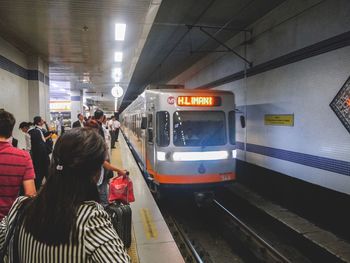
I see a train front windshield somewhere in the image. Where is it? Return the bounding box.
[173,111,226,146]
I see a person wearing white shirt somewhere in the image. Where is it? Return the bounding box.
[19,122,33,152]
[102,115,111,157]
[108,116,117,149]
[114,119,121,142]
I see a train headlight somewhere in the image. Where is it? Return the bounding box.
[157,151,166,161]
[232,150,237,158]
[173,151,229,161]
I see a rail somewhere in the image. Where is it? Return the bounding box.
[213,199,291,263]
[165,214,204,263]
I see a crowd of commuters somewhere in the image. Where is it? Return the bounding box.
[0,109,130,262]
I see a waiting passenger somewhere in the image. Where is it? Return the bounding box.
[28,116,51,190]
[0,110,36,220]
[19,122,33,152]
[72,113,85,128]
[0,128,130,262]
[85,114,127,206]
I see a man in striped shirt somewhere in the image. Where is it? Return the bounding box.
[0,110,36,220]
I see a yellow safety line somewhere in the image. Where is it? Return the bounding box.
[140,208,158,240]
[111,145,140,262]
[127,225,139,263]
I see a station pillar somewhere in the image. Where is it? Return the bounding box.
[27,56,50,122]
[71,90,83,123]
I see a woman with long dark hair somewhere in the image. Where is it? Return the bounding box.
[0,128,130,262]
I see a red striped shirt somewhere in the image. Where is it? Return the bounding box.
[0,141,35,219]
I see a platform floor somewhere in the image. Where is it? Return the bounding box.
[110,135,184,263]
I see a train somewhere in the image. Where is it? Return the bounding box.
[120,85,237,196]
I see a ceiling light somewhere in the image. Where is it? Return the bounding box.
[114,52,123,62]
[115,23,126,41]
[113,67,122,76]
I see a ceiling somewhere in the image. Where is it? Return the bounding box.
[119,0,286,111]
[0,0,286,112]
[0,0,161,110]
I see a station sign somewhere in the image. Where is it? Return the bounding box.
[50,101,71,112]
[177,96,221,107]
[264,114,294,126]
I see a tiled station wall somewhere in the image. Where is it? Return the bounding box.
[0,36,49,148]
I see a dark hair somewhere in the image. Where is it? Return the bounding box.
[0,109,16,138]
[77,113,82,119]
[33,116,42,125]
[19,122,32,129]
[24,128,106,245]
[94,109,104,120]
[85,119,100,129]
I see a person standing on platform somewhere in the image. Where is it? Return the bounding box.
[108,116,116,149]
[0,128,130,262]
[102,115,111,156]
[86,110,127,206]
[19,122,33,152]
[28,116,51,190]
[0,110,36,220]
[72,113,85,128]
[114,114,121,142]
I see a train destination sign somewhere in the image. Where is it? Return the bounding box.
[177,96,221,106]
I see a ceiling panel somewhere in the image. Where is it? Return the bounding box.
[0,0,160,110]
[119,0,286,110]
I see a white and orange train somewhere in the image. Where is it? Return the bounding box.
[121,85,237,195]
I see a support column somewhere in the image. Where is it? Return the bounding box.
[27,56,50,122]
[71,90,83,123]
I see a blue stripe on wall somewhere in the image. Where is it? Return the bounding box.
[236,142,350,176]
[71,96,81,101]
[0,55,27,79]
[0,55,49,84]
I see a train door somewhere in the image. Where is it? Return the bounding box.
[146,112,156,179]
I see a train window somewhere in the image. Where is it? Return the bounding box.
[228,111,236,145]
[147,114,153,143]
[141,117,147,129]
[156,111,170,146]
[173,111,226,147]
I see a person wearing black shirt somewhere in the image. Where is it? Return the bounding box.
[72,113,85,128]
[28,116,51,189]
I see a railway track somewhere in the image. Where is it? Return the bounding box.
[159,192,298,263]
[212,199,291,263]
[214,186,348,263]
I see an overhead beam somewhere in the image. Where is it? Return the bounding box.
[198,26,253,67]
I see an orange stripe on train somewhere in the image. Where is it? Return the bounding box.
[151,172,236,184]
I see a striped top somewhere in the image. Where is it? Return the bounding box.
[0,197,130,263]
[0,141,35,220]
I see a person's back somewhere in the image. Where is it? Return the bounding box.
[0,110,36,220]
[28,116,50,189]
[28,126,46,156]
[0,128,130,262]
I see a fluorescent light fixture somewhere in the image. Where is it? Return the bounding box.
[115,23,126,41]
[232,150,237,158]
[173,151,229,161]
[157,152,166,161]
[114,52,123,62]
[112,67,122,82]
[113,67,122,76]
